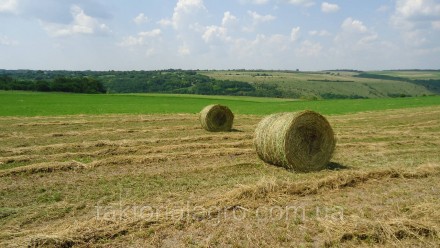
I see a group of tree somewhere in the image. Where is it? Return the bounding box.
[0,74,106,94]
[0,70,283,97]
[102,70,282,97]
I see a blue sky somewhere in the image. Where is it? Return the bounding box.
[0,0,439,70]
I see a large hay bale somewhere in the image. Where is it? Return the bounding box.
[199,104,234,132]
[254,110,336,172]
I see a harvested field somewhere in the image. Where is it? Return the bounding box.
[1,106,440,247]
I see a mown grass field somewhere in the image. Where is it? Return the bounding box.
[201,70,439,98]
[1,92,440,247]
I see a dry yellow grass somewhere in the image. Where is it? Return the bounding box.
[0,107,440,247]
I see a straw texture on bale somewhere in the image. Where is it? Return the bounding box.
[254,111,336,172]
[199,104,234,132]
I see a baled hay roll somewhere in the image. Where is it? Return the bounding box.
[199,104,234,132]
[254,110,336,172]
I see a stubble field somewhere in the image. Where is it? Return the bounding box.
[1,103,440,247]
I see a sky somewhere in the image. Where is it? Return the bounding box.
[0,0,439,71]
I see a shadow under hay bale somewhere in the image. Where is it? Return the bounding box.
[29,235,75,248]
[254,110,336,172]
[327,162,350,171]
[199,104,234,132]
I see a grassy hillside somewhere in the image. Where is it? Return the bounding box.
[201,70,440,99]
[369,70,440,80]
[1,91,440,116]
[1,106,439,247]
[2,69,439,99]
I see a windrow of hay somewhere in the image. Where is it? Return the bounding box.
[229,163,440,200]
[323,215,439,246]
[0,160,89,177]
[199,104,234,132]
[254,111,336,172]
[27,164,440,247]
[29,235,75,248]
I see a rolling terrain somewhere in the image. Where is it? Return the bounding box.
[2,69,439,99]
[201,70,440,99]
[1,104,439,247]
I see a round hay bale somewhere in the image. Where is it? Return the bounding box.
[199,104,234,132]
[254,110,336,172]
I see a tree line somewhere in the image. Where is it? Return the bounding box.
[0,70,283,97]
[0,75,106,94]
[2,70,438,98]
[103,70,283,97]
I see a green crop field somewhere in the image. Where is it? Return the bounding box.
[1,91,440,116]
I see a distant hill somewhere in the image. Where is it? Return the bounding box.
[200,70,440,99]
[1,69,439,99]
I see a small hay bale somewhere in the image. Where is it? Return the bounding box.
[199,104,234,132]
[254,110,336,172]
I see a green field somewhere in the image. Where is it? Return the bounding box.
[1,91,440,116]
[369,70,440,80]
[201,70,439,98]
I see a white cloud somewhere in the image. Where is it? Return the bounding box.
[202,26,228,43]
[202,12,236,44]
[297,40,322,56]
[309,30,331,36]
[243,11,276,32]
[41,5,111,37]
[391,0,440,30]
[150,0,211,62]
[139,29,162,38]
[357,34,379,47]
[119,29,162,47]
[133,13,149,25]
[0,34,18,45]
[290,26,300,42]
[248,11,276,24]
[222,11,238,26]
[158,19,172,27]
[391,0,440,47]
[15,1,112,25]
[240,0,270,4]
[341,17,368,33]
[395,0,440,20]
[285,0,315,7]
[119,29,164,58]
[178,45,191,55]
[119,36,143,47]
[401,30,429,47]
[377,5,390,12]
[334,17,380,55]
[171,0,206,29]
[229,33,291,61]
[321,2,339,13]
[0,0,18,13]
